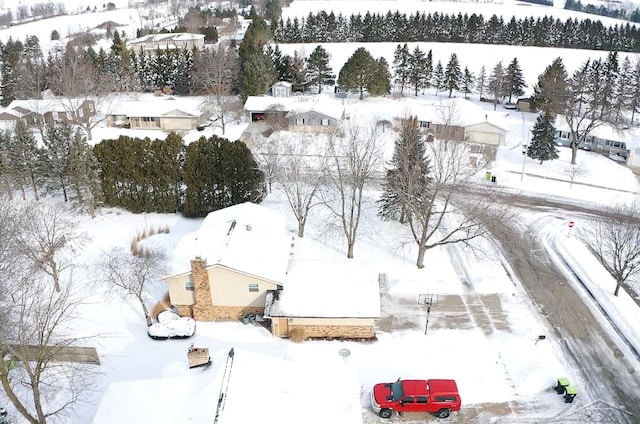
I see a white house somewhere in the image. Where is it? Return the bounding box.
[127,33,205,52]
[106,98,204,131]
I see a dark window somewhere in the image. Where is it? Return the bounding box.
[248,283,259,292]
[185,281,194,291]
[434,395,458,402]
[416,396,428,403]
[401,396,414,404]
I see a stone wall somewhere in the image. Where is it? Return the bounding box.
[289,324,375,340]
[176,305,193,318]
[190,258,215,321]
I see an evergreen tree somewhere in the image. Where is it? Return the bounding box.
[378,115,430,223]
[0,38,24,106]
[530,57,568,116]
[630,59,640,124]
[614,56,632,122]
[337,47,377,99]
[487,61,506,110]
[476,65,487,99]
[505,57,526,104]
[433,61,444,95]
[287,50,306,92]
[111,30,128,58]
[306,45,334,94]
[367,57,391,96]
[444,53,462,97]
[11,120,42,200]
[527,112,558,164]
[69,130,103,216]
[408,46,427,96]
[392,43,411,94]
[182,136,264,218]
[601,51,619,117]
[239,17,275,99]
[462,66,474,99]
[41,123,73,201]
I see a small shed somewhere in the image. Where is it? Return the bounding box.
[517,97,533,113]
[272,81,292,98]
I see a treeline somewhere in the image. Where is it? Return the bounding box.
[0,125,265,218]
[274,10,640,53]
[93,134,265,217]
[565,0,640,24]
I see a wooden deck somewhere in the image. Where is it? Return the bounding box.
[7,345,100,365]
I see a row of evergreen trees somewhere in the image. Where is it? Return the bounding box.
[0,124,265,217]
[274,10,640,52]
[93,134,265,217]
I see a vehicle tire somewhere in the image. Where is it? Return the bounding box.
[379,408,393,418]
[435,408,451,418]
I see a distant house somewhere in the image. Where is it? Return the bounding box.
[106,99,203,131]
[3,99,96,127]
[394,98,508,164]
[243,92,345,133]
[127,33,205,52]
[553,116,640,163]
[164,202,380,340]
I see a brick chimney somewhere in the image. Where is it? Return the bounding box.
[190,256,215,321]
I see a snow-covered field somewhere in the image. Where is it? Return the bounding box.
[1,0,640,423]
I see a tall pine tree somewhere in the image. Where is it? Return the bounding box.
[527,112,558,164]
[306,45,334,93]
[444,53,462,97]
[505,57,526,104]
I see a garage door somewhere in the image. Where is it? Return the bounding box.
[468,131,500,145]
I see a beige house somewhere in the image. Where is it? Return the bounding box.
[106,99,203,131]
[165,202,380,340]
[127,33,205,52]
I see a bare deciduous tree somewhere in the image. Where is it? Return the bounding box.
[253,135,284,193]
[100,246,168,326]
[562,161,589,188]
[323,118,384,258]
[391,114,513,268]
[0,201,96,424]
[277,133,327,237]
[48,48,118,140]
[582,203,640,296]
[193,43,240,135]
[10,202,85,292]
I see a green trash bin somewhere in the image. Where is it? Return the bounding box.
[564,386,578,403]
[486,171,492,181]
[555,378,570,394]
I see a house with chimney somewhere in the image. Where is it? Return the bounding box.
[164,202,380,340]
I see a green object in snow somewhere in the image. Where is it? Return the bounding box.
[565,386,578,395]
[557,377,570,387]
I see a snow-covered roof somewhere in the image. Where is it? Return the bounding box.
[554,115,640,148]
[171,203,292,284]
[128,32,205,45]
[110,99,202,118]
[399,97,496,127]
[6,99,77,114]
[92,348,362,424]
[266,237,381,318]
[244,93,345,121]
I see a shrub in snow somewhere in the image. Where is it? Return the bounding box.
[148,311,196,340]
[289,327,306,343]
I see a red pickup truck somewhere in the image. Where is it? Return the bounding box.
[371,379,461,419]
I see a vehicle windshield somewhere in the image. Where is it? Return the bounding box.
[390,381,404,401]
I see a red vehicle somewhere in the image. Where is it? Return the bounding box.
[371,379,461,419]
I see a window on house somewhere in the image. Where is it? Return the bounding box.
[559,131,570,139]
[53,111,59,120]
[419,121,430,128]
[248,283,259,292]
[143,117,157,122]
[88,103,95,112]
[185,281,194,291]
[78,108,84,118]
[296,118,304,125]
[321,119,329,126]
